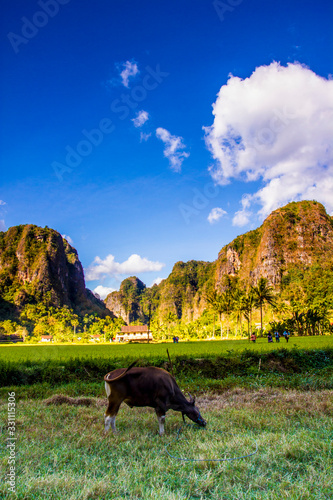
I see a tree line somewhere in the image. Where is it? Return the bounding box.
[1,266,332,342]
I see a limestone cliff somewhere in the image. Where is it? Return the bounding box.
[216,200,333,289]
[105,260,216,323]
[105,200,333,322]
[0,224,108,316]
[105,276,147,323]
[155,260,216,321]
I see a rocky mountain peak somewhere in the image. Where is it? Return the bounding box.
[0,224,107,317]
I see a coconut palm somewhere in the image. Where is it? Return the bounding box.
[71,317,80,336]
[252,277,276,335]
[232,288,246,337]
[241,289,256,338]
[206,289,233,338]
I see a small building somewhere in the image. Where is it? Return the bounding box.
[40,335,53,342]
[115,325,153,342]
[89,334,101,342]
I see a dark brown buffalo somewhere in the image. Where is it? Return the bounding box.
[104,361,206,435]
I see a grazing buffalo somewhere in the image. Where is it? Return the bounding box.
[104,361,206,435]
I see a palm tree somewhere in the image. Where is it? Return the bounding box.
[242,289,256,338]
[206,290,221,337]
[305,307,328,336]
[271,298,290,322]
[206,290,233,338]
[163,311,177,339]
[232,288,246,337]
[71,317,80,336]
[252,278,276,335]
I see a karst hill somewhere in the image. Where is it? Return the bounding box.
[105,200,333,322]
[1,200,332,322]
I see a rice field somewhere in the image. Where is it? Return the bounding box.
[1,337,332,498]
[1,335,332,363]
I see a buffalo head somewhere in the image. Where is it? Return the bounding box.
[183,394,207,427]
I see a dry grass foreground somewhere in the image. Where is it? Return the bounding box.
[42,387,333,416]
[1,388,332,500]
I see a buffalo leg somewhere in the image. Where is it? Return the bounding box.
[155,408,166,436]
[105,400,121,434]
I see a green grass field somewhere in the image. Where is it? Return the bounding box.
[1,388,332,499]
[1,336,333,498]
[1,336,333,362]
[1,336,333,398]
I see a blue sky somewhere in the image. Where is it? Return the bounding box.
[1,0,332,298]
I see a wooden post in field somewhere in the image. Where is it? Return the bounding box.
[167,349,174,378]
[147,303,151,343]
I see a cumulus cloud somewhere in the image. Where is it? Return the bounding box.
[204,62,333,223]
[207,207,227,224]
[62,234,74,246]
[150,277,164,287]
[93,285,116,300]
[132,110,149,128]
[0,200,6,206]
[156,127,190,172]
[85,254,165,281]
[232,194,253,226]
[119,60,139,87]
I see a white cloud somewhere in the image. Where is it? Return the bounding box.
[62,234,74,246]
[232,209,252,227]
[232,194,253,226]
[0,200,6,206]
[150,277,164,287]
[93,285,116,300]
[156,127,190,172]
[119,60,139,88]
[132,110,149,128]
[140,132,152,142]
[85,253,165,281]
[207,207,227,224]
[204,62,333,223]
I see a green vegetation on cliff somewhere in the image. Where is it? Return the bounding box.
[0,224,111,340]
[1,201,333,342]
[105,201,333,339]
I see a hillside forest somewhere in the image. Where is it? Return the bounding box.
[0,201,333,342]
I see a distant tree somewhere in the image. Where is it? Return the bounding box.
[163,311,178,339]
[305,307,329,336]
[71,317,80,336]
[33,322,45,339]
[206,290,219,335]
[271,298,290,322]
[252,278,276,335]
[206,289,233,338]
[1,320,17,335]
[242,289,256,338]
[232,288,246,337]
[183,323,196,339]
[16,325,28,341]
